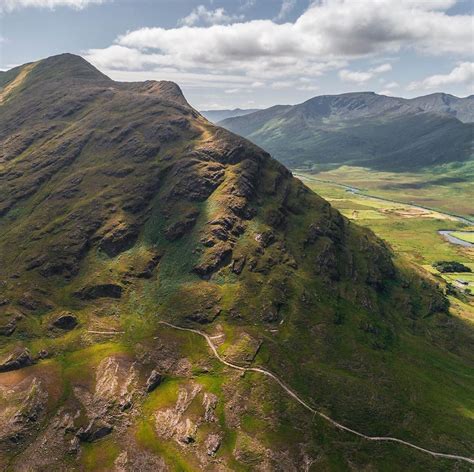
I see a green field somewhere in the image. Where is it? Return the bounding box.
[450,232,474,244]
[296,163,474,220]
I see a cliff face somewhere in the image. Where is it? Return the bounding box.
[0,55,471,471]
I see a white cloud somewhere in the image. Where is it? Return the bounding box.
[339,70,373,84]
[239,0,256,10]
[0,0,106,11]
[339,63,392,84]
[297,84,320,92]
[272,80,294,89]
[407,62,474,90]
[274,0,296,21]
[371,63,392,74]
[178,5,244,26]
[84,0,471,94]
[385,81,400,89]
[379,89,396,96]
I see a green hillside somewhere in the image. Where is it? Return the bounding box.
[220,93,473,172]
[0,55,473,471]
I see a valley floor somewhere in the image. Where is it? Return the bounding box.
[297,164,474,221]
[296,172,474,322]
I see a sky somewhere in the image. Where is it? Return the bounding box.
[0,0,473,110]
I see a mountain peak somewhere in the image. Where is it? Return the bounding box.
[34,53,111,82]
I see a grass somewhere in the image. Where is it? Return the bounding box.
[450,231,474,244]
[296,163,474,220]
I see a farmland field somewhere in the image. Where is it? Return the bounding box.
[296,164,474,220]
[297,172,474,321]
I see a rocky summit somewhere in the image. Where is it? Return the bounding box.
[0,54,473,471]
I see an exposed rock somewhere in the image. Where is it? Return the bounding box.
[98,220,139,257]
[165,212,199,241]
[155,383,202,441]
[146,370,163,393]
[203,393,218,422]
[193,245,232,279]
[205,433,221,456]
[50,312,78,330]
[94,356,138,408]
[0,318,17,336]
[74,283,123,300]
[184,307,221,324]
[0,348,33,372]
[232,256,246,275]
[76,419,113,442]
[68,436,80,455]
[255,230,275,248]
[17,293,52,312]
[0,377,48,454]
[176,418,197,444]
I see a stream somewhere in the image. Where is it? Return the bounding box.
[438,230,474,248]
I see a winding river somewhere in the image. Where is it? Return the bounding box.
[438,230,474,248]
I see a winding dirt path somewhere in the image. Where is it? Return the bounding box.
[159,321,474,465]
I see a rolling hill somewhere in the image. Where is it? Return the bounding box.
[0,54,473,471]
[220,92,474,172]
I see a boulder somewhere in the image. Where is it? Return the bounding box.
[206,433,221,456]
[0,348,33,372]
[146,370,163,393]
[0,319,17,336]
[74,284,122,300]
[76,420,113,442]
[51,312,78,330]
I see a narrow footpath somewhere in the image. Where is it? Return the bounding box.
[159,321,474,466]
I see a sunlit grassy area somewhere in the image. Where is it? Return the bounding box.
[296,163,474,220]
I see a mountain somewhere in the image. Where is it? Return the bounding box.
[200,108,261,123]
[409,93,474,123]
[1,54,473,471]
[220,92,474,171]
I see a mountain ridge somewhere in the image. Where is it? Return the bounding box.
[220,91,474,171]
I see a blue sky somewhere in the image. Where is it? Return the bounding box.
[1,0,473,110]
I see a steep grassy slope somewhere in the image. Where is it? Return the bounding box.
[220,92,474,172]
[0,55,473,471]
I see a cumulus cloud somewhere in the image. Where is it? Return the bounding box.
[339,63,392,84]
[407,62,474,90]
[178,5,244,26]
[84,0,471,95]
[385,81,400,89]
[274,0,297,21]
[0,0,106,11]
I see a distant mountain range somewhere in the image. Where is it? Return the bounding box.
[219,92,474,171]
[200,107,261,122]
